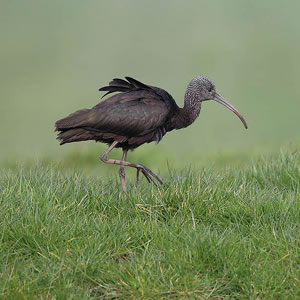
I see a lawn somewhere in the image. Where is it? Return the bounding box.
[1,150,299,299]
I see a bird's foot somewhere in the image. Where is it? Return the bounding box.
[136,164,164,187]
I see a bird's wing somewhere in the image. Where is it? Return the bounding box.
[56,77,172,137]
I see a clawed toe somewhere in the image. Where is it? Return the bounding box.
[136,165,164,187]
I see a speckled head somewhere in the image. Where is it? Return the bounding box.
[187,76,216,101]
[186,76,248,129]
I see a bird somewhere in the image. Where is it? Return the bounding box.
[55,76,248,192]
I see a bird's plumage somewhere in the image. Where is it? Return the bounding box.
[55,77,178,149]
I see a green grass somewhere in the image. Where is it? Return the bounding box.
[0,151,299,299]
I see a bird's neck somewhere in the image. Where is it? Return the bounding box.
[175,91,202,129]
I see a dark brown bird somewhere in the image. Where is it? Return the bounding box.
[55,76,247,191]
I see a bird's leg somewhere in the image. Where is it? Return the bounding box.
[136,169,140,184]
[100,141,164,188]
[119,149,127,192]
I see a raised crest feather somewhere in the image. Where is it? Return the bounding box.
[98,77,152,99]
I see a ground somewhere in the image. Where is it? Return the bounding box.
[0,151,299,299]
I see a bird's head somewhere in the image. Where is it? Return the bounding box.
[187,76,248,129]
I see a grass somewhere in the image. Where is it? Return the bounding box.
[0,150,299,299]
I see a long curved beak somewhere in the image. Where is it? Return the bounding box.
[214,93,248,129]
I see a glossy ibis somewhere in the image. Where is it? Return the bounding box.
[55,76,247,192]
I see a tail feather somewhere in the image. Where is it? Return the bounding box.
[56,128,123,145]
[55,109,93,144]
[57,128,89,145]
[55,109,91,131]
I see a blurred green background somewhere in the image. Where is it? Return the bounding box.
[1,0,299,169]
